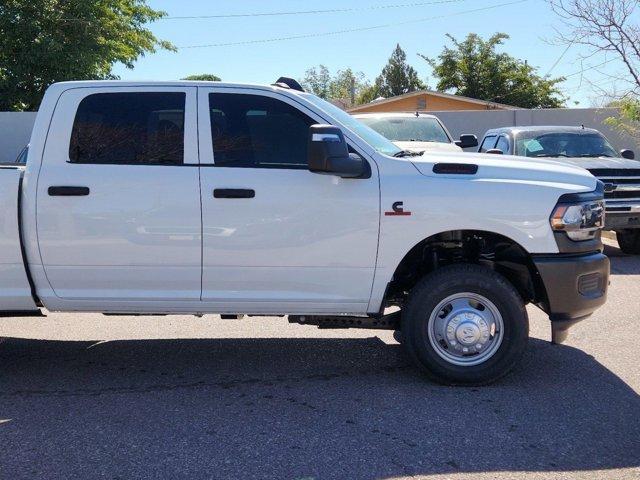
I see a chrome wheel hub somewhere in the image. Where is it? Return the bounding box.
[428,293,504,367]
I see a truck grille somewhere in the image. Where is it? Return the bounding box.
[607,190,640,200]
[588,169,640,210]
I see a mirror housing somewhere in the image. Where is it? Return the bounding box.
[455,134,479,149]
[486,148,504,155]
[308,124,367,178]
[621,149,635,160]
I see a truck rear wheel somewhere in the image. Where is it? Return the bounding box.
[616,229,640,254]
[401,264,528,385]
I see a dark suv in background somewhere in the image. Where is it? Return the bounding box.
[478,126,640,254]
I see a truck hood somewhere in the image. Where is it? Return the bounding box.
[394,140,463,153]
[410,152,597,191]
[535,156,640,170]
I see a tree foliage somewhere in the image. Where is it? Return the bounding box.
[356,85,383,105]
[300,65,332,99]
[548,0,640,139]
[372,44,425,98]
[300,65,369,107]
[0,0,174,111]
[605,98,640,142]
[423,33,566,109]
[331,69,370,106]
[549,0,640,92]
[350,44,426,105]
[182,74,221,81]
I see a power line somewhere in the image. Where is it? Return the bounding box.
[564,57,619,78]
[563,74,633,97]
[559,57,635,99]
[545,40,573,77]
[179,0,529,49]
[163,0,469,20]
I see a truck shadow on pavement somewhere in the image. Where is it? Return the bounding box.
[0,335,638,479]
[604,242,640,275]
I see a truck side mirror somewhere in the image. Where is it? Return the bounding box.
[621,149,635,160]
[486,149,504,155]
[455,134,479,149]
[308,124,366,178]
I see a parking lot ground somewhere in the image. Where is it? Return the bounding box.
[1,240,639,480]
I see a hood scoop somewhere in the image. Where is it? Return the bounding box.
[433,163,478,175]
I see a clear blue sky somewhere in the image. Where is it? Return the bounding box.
[112,0,633,106]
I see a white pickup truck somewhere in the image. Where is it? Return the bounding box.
[1,79,609,385]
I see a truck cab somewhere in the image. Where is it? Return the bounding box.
[0,80,609,385]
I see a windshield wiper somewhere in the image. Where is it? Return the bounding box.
[534,153,570,158]
[579,153,613,158]
[393,150,422,158]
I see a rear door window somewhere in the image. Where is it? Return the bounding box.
[69,92,185,165]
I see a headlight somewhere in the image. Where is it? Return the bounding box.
[550,200,605,241]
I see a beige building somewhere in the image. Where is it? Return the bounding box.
[348,90,516,114]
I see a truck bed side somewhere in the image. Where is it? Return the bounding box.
[0,166,38,313]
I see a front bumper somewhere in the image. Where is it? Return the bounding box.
[605,209,640,230]
[533,252,610,344]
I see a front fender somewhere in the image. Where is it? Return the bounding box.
[366,158,592,313]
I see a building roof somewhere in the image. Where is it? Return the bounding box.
[347,89,517,113]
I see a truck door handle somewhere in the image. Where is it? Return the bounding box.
[48,186,90,196]
[213,189,255,199]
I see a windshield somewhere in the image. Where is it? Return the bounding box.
[516,132,618,158]
[357,116,450,143]
[300,94,402,157]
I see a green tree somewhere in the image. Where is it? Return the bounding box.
[356,85,382,105]
[300,65,332,99]
[423,33,565,109]
[329,68,370,106]
[373,44,425,98]
[0,0,174,111]
[300,66,369,107]
[606,97,640,142]
[182,74,221,81]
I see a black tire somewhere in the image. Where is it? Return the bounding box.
[616,230,640,254]
[401,264,529,386]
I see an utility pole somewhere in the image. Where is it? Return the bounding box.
[350,76,356,107]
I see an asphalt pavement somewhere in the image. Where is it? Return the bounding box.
[1,240,639,480]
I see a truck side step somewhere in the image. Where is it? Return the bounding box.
[0,310,45,318]
[288,311,400,330]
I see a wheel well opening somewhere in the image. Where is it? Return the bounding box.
[384,230,546,310]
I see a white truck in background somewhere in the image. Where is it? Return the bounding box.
[0,79,609,385]
[352,112,479,154]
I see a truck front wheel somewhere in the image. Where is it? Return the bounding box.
[401,264,529,385]
[616,229,640,254]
